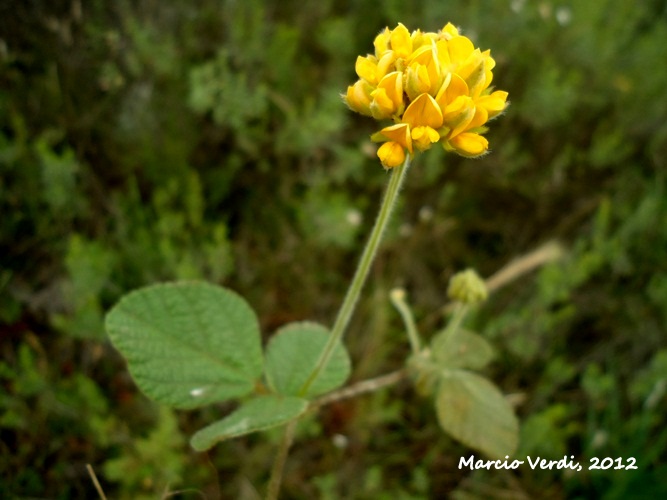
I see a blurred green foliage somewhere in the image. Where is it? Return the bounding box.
[2,0,667,497]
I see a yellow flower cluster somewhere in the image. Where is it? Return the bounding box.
[344,23,508,168]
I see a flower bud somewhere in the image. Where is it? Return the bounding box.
[344,80,374,116]
[442,95,475,137]
[377,141,406,169]
[447,269,488,304]
[406,64,431,101]
[390,287,407,302]
[370,72,404,119]
[447,132,489,157]
[376,51,397,81]
[373,27,391,58]
[390,23,413,59]
[355,55,379,84]
[441,22,460,39]
[477,90,509,119]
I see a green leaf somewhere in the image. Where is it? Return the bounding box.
[430,329,494,370]
[264,322,351,398]
[190,395,308,451]
[435,370,518,459]
[105,282,263,409]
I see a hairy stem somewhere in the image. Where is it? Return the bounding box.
[298,157,411,396]
[269,157,411,497]
[441,302,469,344]
[389,289,422,354]
[313,369,407,408]
[266,419,298,500]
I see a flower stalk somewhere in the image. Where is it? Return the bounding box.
[299,155,411,396]
[390,288,422,354]
[440,302,469,346]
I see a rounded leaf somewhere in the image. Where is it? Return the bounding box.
[431,328,494,370]
[191,395,308,451]
[436,369,518,459]
[264,322,351,398]
[105,282,263,409]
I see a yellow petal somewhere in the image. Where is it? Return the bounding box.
[407,42,442,95]
[410,29,428,51]
[482,50,496,71]
[344,80,373,116]
[377,141,406,168]
[406,64,431,101]
[374,27,391,58]
[447,35,475,65]
[371,71,404,119]
[411,126,440,151]
[390,23,413,59]
[467,105,489,130]
[408,43,432,65]
[476,90,508,119]
[377,71,404,108]
[457,49,483,81]
[460,50,494,98]
[436,73,468,110]
[355,55,378,84]
[370,88,393,119]
[441,22,460,39]
[449,132,489,157]
[442,95,475,137]
[403,93,444,129]
[380,123,413,153]
[376,50,397,80]
[435,39,451,67]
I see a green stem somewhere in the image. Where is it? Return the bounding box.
[442,302,469,343]
[298,156,411,396]
[390,289,422,354]
[266,419,298,500]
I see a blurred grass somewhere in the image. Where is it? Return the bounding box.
[1,0,667,498]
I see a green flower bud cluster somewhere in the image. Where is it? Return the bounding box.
[447,269,488,304]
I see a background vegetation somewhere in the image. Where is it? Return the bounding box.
[2,0,666,498]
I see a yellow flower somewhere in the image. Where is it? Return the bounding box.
[405,43,443,100]
[374,27,391,58]
[476,90,509,119]
[370,72,405,119]
[441,22,460,39]
[345,80,374,116]
[377,141,406,168]
[379,123,412,153]
[390,23,413,59]
[448,132,489,157]
[343,22,508,168]
[402,93,443,151]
